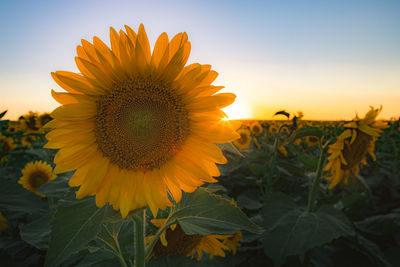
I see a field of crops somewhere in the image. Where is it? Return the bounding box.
[0,110,399,266]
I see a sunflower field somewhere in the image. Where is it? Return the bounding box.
[1,109,399,267]
[1,24,400,267]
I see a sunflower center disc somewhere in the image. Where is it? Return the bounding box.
[29,171,48,188]
[95,77,190,171]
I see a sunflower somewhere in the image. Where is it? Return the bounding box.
[7,122,20,133]
[325,106,388,188]
[222,231,242,255]
[0,212,7,234]
[268,124,279,135]
[148,219,238,260]
[36,112,52,130]
[250,121,263,135]
[306,136,319,147]
[20,111,40,132]
[21,135,38,147]
[233,128,251,150]
[0,135,16,162]
[45,24,239,217]
[278,145,287,156]
[18,160,57,197]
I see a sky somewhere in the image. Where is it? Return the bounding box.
[0,0,399,120]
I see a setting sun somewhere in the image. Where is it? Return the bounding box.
[223,100,252,120]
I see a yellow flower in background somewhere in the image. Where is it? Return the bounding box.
[0,212,8,234]
[268,124,279,135]
[325,106,389,188]
[278,145,287,156]
[250,121,263,135]
[36,112,52,130]
[7,122,20,133]
[0,135,16,162]
[293,138,301,146]
[18,161,57,197]
[234,128,251,150]
[306,136,319,147]
[20,111,40,133]
[148,219,239,260]
[21,135,38,147]
[46,24,239,218]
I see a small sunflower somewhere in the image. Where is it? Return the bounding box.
[0,135,16,162]
[306,136,319,147]
[278,145,287,156]
[148,219,238,260]
[234,128,251,150]
[7,122,20,133]
[250,121,263,135]
[36,112,52,130]
[18,161,57,197]
[268,124,279,135]
[20,111,40,132]
[21,135,38,147]
[0,212,8,234]
[46,24,239,217]
[325,106,389,188]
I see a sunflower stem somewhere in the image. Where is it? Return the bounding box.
[307,141,329,213]
[145,219,176,261]
[263,136,279,194]
[132,209,146,267]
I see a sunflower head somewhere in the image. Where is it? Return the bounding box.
[7,122,20,133]
[21,135,38,147]
[325,106,388,188]
[20,111,40,132]
[268,124,279,135]
[18,160,57,197]
[0,135,16,162]
[46,24,239,217]
[36,113,52,130]
[234,128,251,150]
[250,121,263,135]
[278,145,288,156]
[306,136,319,147]
[0,212,8,235]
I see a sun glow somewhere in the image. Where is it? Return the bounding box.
[223,100,252,120]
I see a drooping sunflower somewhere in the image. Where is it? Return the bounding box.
[250,121,263,135]
[325,106,388,188]
[233,128,251,150]
[20,111,40,133]
[0,135,16,162]
[148,219,239,260]
[18,160,57,197]
[45,24,239,217]
[0,212,7,234]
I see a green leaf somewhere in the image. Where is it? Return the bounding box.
[0,178,48,216]
[237,189,262,210]
[0,110,7,119]
[38,173,71,198]
[289,126,324,143]
[166,188,262,235]
[20,213,51,249]
[45,195,116,267]
[261,193,354,266]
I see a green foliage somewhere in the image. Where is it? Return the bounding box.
[45,193,117,267]
[166,188,263,235]
[261,193,354,266]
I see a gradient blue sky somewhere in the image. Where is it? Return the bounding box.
[1,0,399,120]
